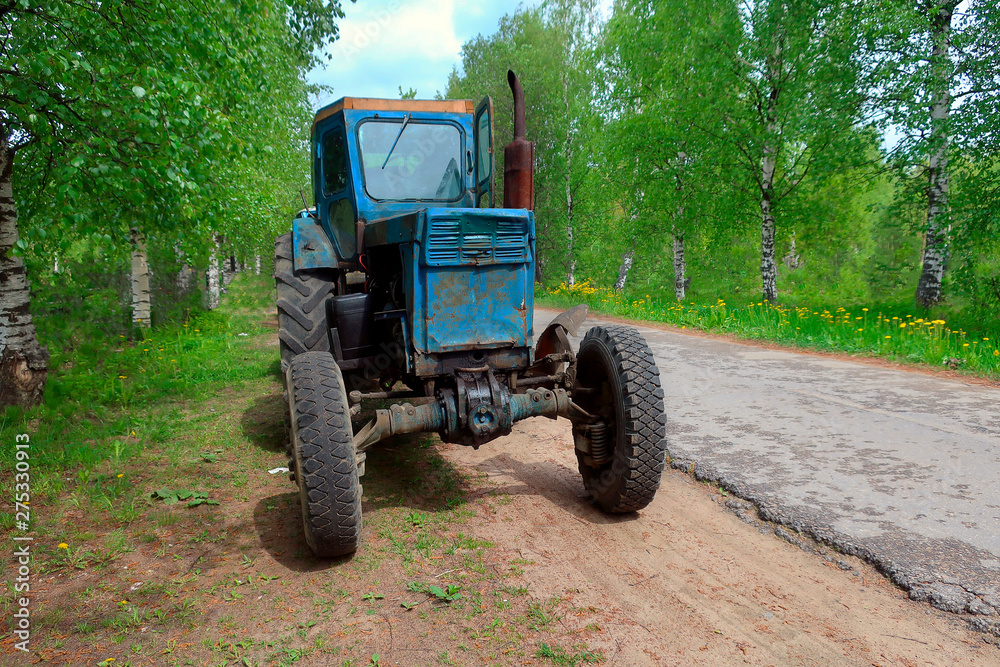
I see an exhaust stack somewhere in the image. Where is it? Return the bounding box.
[503,70,535,210]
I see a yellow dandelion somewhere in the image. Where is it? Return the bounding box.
[58,543,68,549]
[885,335,891,339]
[994,350,999,356]
[900,323,906,328]
[862,308,869,312]
[963,343,970,347]
[118,375,126,379]
[117,473,124,478]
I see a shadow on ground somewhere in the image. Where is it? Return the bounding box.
[240,391,287,453]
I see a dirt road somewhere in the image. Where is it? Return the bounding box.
[437,415,994,665]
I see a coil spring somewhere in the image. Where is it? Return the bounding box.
[589,423,611,464]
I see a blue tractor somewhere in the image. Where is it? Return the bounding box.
[275,72,667,557]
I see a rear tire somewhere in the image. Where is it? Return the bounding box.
[572,325,666,513]
[274,233,335,375]
[287,352,362,557]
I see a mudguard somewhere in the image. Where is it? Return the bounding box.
[536,304,589,358]
[292,216,338,272]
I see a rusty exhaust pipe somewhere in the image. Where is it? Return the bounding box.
[503,70,535,211]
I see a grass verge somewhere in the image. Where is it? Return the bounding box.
[540,281,1000,380]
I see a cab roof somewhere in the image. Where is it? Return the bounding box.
[314,97,476,126]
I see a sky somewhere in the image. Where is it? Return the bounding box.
[307,0,535,107]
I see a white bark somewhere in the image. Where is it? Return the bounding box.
[673,234,687,301]
[207,237,221,310]
[175,245,192,293]
[176,263,192,293]
[759,36,782,304]
[783,231,801,270]
[222,255,237,288]
[130,227,152,327]
[0,136,49,406]
[254,254,261,275]
[614,245,635,291]
[916,1,957,309]
[563,76,576,287]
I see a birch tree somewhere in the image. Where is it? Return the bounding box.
[446,1,604,285]
[130,228,152,327]
[602,0,742,301]
[726,0,867,303]
[1,0,345,406]
[863,1,1000,310]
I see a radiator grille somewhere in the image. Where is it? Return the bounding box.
[424,214,530,266]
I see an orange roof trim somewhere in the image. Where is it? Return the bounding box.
[314,98,475,125]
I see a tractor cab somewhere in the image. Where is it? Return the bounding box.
[298,97,496,270]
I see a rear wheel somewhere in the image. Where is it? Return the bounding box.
[572,325,666,512]
[274,233,336,375]
[287,352,362,557]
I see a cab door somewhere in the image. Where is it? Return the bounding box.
[474,96,494,208]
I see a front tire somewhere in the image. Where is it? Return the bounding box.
[274,233,335,375]
[287,352,362,557]
[572,325,666,513]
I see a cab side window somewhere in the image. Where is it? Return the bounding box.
[322,132,347,195]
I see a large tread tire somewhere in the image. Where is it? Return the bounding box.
[274,233,336,375]
[287,352,362,557]
[573,325,666,513]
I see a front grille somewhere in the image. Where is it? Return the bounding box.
[423,213,530,266]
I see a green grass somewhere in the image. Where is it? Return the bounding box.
[541,280,1000,379]
[0,273,277,476]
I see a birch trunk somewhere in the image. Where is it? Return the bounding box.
[130,228,152,327]
[614,243,635,292]
[563,76,575,287]
[783,231,802,270]
[254,254,261,275]
[759,37,782,303]
[673,234,687,301]
[222,255,236,288]
[176,263,192,293]
[0,137,49,406]
[175,245,192,293]
[915,1,957,309]
[206,237,221,310]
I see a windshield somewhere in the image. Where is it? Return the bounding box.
[358,120,464,201]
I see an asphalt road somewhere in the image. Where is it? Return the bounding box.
[536,308,1000,617]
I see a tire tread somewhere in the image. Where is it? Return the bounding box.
[577,324,667,513]
[288,351,361,557]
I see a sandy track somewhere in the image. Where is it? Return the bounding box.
[438,417,995,666]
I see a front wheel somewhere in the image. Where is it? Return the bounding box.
[572,325,666,513]
[287,352,362,557]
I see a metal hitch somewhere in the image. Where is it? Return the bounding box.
[353,368,573,451]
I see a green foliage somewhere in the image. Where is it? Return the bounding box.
[542,283,1000,378]
[407,581,463,603]
[151,489,220,507]
[0,273,277,474]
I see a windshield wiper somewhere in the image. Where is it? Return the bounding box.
[381,113,411,169]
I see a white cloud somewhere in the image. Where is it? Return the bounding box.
[308,0,527,105]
